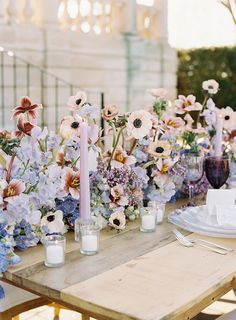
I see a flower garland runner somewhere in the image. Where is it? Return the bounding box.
[1,79,236,297]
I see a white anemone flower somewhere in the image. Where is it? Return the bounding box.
[108,210,126,230]
[67,91,87,111]
[202,79,219,95]
[41,210,65,234]
[220,107,236,132]
[127,110,152,139]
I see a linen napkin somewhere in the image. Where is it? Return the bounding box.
[206,189,236,216]
[216,204,236,228]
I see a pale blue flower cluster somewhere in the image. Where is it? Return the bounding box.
[0,211,21,298]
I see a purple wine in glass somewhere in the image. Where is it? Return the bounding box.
[204,156,230,189]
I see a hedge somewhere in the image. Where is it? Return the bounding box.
[177,47,236,110]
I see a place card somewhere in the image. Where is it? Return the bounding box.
[206,189,236,216]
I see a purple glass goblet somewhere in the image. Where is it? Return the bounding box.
[204,156,230,189]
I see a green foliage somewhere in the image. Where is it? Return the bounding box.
[0,134,20,156]
[153,99,168,117]
[182,131,200,155]
[178,47,236,109]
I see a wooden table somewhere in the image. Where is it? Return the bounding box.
[3,199,236,320]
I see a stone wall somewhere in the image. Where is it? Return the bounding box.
[0,0,177,128]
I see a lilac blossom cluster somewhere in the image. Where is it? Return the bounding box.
[91,160,144,227]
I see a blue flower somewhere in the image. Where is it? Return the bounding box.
[0,285,5,299]
[56,195,79,216]
[13,220,39,250]
[0,254,8,272]
[8,253,21,265]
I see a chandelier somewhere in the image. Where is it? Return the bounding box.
[4,0,160,40]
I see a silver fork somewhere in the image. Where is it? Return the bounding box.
[172,229,227,255]
[173,229,234,252]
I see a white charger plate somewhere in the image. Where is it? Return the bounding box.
[168,205,236,238]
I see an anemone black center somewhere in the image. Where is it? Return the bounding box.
[75,98,82,105]
[107,110,112,115]
[225,115,230,121]
[133,118,142,128]
[113,218,120,226]
[47,215,55,222]
[208,85,214,89]
[71,121,79,129]
[155,147,164,153]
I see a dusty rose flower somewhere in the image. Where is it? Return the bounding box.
[202,79,219,95]
[127,110,152,139]
[0,130,11,140]
[63,167,80,199]
[59,115,82,139]
[109,185,128,208]
[174,95,202,114]
[12,96,42,119]
[102,105,118,121]
[56,152,71,167]
[108,210,126,230]
[2,179,25,203]
[147,140,171,158]
[228,130,236,140]
[41,210,65,234]
[184,114,194,129]
[162,115,185,130]
[16,115,37,136]
[148,88,167,99]
[130,187,143,203]
[184,114,205,134]
[111,146,136,168]
[67,91,87,111]
[155,158,178,175]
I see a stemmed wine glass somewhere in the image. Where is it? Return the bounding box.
[204,156,230,189]
[183,154,204,205]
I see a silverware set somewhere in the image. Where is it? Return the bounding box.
[173,229,234,255]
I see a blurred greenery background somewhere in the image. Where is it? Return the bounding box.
[177,47,236,109]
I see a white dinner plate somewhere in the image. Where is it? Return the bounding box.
[168,205,236,238]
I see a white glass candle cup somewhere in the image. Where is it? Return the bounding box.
[148,201,166,225]
[140,207,156,233]
[74,218,96,242]
[43,235,66,268]
[80,225,100,255]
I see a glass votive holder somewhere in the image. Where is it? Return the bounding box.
[80,225,100,255]
[74,218,96,242]
[43,235,66,268]
[140,207,156,233]
[149,201,166,225]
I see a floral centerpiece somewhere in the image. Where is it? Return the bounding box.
[1,79,236,298]
[0,94,99,297]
